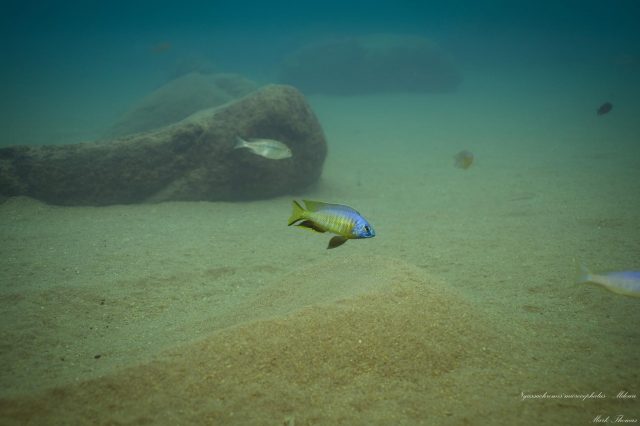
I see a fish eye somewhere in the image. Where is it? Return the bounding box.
[364,225,370,232]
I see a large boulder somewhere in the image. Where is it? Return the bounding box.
[105,72,258,138]
[0,85,327,206]
[279,34,462,95]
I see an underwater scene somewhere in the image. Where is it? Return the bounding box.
[1,1,639,424]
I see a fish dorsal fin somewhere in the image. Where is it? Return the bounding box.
[296,220,326,233]
[302,200,330,212]
[327,236,348,249]
[303,200,360,215]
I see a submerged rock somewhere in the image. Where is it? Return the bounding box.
[0,85,327,205]
[279,34,462,95]
[105,72,258,138]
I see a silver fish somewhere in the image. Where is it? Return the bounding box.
[578,265,640,298]
[234,136,292,160]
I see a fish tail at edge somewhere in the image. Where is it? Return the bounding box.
[234,136,247,149]
[577,263,591,283]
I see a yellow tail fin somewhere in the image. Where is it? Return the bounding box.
[288,200,306,226]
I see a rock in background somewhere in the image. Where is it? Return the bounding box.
[105,72,258,138]
[0,85,327,206]
[279,34,462,95]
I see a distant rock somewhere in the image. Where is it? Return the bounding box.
[0,85,327,205]
[105,72,258,138]
[279,34,462,95]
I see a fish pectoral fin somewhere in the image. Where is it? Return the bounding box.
[327,236,348,249]
[296,220,326,233]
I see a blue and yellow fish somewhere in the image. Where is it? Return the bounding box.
[288,200,375,249]
[578,264,640,298]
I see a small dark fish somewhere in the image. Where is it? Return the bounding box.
[597,102,613,116]
[453,150,474,170]
[151,42,173,54]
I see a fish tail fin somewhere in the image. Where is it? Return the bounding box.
[234,136,247,149]
[577,263,591,284]
[288,200,306,226]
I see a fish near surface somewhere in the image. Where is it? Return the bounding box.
[234,136,292,160]
[288,200,375,249]
[578,264,640,298]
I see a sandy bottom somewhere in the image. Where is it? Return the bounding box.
[1,74,639,425]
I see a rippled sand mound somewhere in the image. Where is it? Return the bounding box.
[1,255,502,424]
